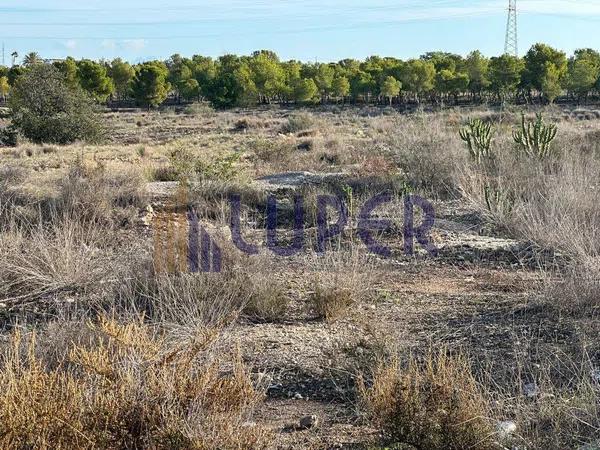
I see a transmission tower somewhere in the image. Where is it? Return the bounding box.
[504,0,518,57]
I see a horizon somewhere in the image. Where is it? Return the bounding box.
[2,0,600,64]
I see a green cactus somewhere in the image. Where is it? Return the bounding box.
[484,183,514,215]
[513,113,558,160]
[459,118,493,164]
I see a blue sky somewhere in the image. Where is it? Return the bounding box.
[2,0,600,64]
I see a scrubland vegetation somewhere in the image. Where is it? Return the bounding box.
[0,58,599,448]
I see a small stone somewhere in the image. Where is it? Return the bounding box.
[578,441,600,450]
[497,420,517,439]
[523,382,539,398]
[298,415,318,430]
[241,421,256,428]
[293,392,303,400]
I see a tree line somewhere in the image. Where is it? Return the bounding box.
[1,44,600,109]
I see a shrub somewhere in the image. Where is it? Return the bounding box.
[360,349,494,450]
[309,283,354,322]
[9,64,103,144]
[167,145,243,182]
[281,113,315,134]
[0,317,272,449]
[0,125,18,147]
[57,159,147,225]
[120,270,254,328]
[0,215,120,308]
[243,277,289,323]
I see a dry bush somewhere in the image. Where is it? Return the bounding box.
[386,114,466,197]
[0,214,126,308]
[233,116,269,132]
[545,258,600,312]
[459,128,600,257]
[0,317,271,449]
[488,347,600,450]
[119,270,253,329]
[243,276,289,323]
[57,158,147,226]
[0,164,28,227]
[360,349,494,450]
[247,137,294,163]
[307,250,372,322]
[309,282,354,322]
[281,113,315,134]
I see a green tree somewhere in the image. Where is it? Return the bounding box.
[332,75,350,103]
[7,66,25,86]
[77,59,114,102]
[191,55,217,100]
[350,71,376,102]
[489,54,524,102]
[541,62,562,103]
[204,55,249,108]
[293,78,318,103]
[109,58,135,102]
[522,43,567,98]
[0,76,9,102]
[249,51,285,103]
[400,59,435,103]
[281,60,302,102]
[465,51,490,98]
[9,64,102,144]
[567,49,600,102]
[166,54,194,102]
[180,78,200,101]
[53,57,78,87]
[314,63,335,102]
[132,62,171,109]
[380,76,401,105]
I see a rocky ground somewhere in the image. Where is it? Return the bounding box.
[145,174,571,449]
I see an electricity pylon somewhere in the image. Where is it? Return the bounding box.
[504,0,518,57]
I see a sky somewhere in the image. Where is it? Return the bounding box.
[2,0,600,64]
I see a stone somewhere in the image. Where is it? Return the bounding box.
[298,415,318,430]
[523,382,539,398]
[496,420,517,440]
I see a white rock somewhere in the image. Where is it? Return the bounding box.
[497,420,517,439]
[523,382,539,398]
[578,441,600,450]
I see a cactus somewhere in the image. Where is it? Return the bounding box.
[484,183,514,215]
[513,113,557,160]
[459,118,493,164]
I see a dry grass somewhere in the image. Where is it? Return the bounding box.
[243,276,290,323]
[359,348,495,450]
[0,317,271,449]
[309,282,355,322]
[0,214,127,308]
[307,250,373,322]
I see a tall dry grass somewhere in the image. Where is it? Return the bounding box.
[0,316,271,449]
